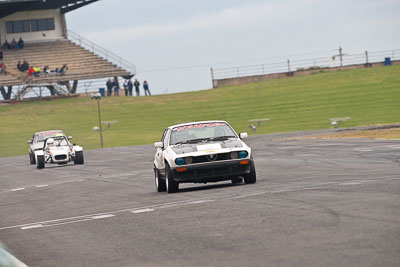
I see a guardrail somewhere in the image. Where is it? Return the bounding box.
[67,30,136,76]
[212,49,400,80]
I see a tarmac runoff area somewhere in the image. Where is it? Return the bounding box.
[0,128,399,267]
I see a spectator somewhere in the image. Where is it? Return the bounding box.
[123,80,129,96]
[43,65,50,75]
[17,61,23,71]
[21,60,29,72]
[28,66,34,76]
[113,77,119,96]
[143,80,151,96]
[10,38,17,49]
[134,79,140,96]
[16,37,24,50]
[59,64,67,74]
[2,40,10,50]
[0,62,7,75]
[106,78,112,96]
[128,79,133,96]
[33,66,41,77]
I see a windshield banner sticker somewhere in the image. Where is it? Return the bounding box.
[173,122,226,132]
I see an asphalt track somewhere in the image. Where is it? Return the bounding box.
[0,131,399,267]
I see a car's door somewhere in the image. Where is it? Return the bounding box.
[154,129,168,171]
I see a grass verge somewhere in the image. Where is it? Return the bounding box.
[1,64,399,157]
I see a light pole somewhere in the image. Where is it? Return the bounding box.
[91,93,103,148]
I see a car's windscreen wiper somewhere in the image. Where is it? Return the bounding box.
[174,140,188,145]
[185,138,212,144]
[209,136,236,141]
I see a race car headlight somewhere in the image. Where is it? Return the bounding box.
[184,157,193,164]
[230,152,239,159]
[175,158,185,165]
[239,151,248,158]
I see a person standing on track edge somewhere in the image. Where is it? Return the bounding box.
[143,80,151,96]
[134,79,140,96]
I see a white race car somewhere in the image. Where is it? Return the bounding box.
[27,130,84,169]
[153,121,256,193]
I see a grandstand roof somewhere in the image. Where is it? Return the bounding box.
[0,0,99,19]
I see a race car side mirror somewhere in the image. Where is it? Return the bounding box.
[27,140,32,144]
[154,142,163,149]
[239,132,248,139]
[68,136,73,140]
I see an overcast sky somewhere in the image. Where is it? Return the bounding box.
[66,0,400,94]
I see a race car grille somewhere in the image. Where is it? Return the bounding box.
[55,155,67,160]
[192,153,231,163]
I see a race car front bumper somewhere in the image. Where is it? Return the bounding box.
[171,159,252,183]
[48,153,69,164]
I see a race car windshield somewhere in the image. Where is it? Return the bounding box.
[35,132,64,142]
[170,123,236,145]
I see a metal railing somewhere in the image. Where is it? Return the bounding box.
[67,29,136,76]
[212,49,400,80]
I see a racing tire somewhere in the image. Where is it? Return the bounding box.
[74,151,84,165]
[29,152,36,164]
[165,164,179,193]
[231,177,242,184]
[155,168,166,192]
[244,160,256,184]
[36,155,45,169]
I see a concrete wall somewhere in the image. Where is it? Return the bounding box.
[0,9,66,44]
[213,60,400,88]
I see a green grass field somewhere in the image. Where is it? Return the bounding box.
[1,65,399,157]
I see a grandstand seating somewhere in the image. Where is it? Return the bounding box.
[0,39,131,88]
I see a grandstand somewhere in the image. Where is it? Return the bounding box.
[0,0,136,100]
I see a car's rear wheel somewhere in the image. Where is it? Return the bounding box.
[74,151,84,165]
[231,177,242,184]
[155,168,166,192]
[244,159,256,184]
[36,155,45,169]
[29,152,36,164]
[165,164,179,193]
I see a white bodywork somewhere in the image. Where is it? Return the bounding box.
[154,121,251,171]
[153,121,256,193]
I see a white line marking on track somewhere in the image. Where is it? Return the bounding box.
[92,214,115,220]
[4,175,399,231]
[0,198,206,231]
[36,184,49,188]
[21,224,43,230]
[11,188,25,191]
[131,208,154,214]
[187,199,215,204]
[357,149,373,152]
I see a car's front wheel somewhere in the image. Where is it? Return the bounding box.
[74,151,84,165]
[29,152,36,164]
[165,164,179,193]
[155,168,166,192]
[244,159,256,184]
[36,155,45,169]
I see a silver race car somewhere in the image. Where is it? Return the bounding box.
[153,121,256,193]
[27,130,84,169]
